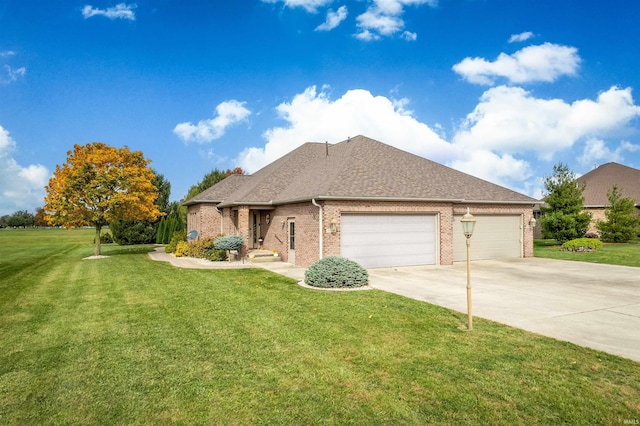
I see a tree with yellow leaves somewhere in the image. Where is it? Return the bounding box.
[44,142,163,256]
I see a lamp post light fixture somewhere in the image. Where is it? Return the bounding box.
[460,207,476,330]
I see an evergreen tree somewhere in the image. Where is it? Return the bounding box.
[596,185,640,242]
[539,163,592,243]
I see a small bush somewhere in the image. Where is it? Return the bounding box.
[94,232,113,244]
[165,230,187,253]
[304,256,368,288]
[561,238,603,252]
[214,235,244,251]
[174,241,189,257]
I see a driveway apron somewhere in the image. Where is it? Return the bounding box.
[367,257,640,363]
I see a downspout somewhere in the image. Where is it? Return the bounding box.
[216,206,223,235]
[311,198,323,260]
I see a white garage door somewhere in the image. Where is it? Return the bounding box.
[340,214,436,268]
[453,215,522,261]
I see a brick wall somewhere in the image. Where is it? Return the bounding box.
[193,200,535,267]
[186,204,222,240]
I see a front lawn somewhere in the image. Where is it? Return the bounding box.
[535,238,640,267]
[1,229,639,424]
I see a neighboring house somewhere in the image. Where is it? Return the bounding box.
[576,162,640,235]
[184,135,539,268]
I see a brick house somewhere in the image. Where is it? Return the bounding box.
[576,162,640,235]
[183,135,539,268]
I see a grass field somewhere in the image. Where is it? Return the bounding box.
[1,228,639,424]
[534,238,640,267]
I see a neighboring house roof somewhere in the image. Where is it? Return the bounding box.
[186,135,539,208]
[576,162,640,207]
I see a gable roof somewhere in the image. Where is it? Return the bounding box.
[576,162,640,207]
[187,135,538,208]
[182,174,251,206]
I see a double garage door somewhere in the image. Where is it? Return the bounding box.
[340,214,436,269]
[340,213,523,268]
[453,214,522,261]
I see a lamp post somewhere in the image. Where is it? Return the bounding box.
[460,208,476,330]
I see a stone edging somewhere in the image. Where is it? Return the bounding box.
[297,281,373,291]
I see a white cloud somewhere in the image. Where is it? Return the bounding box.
[82,3,137,20]
[508,31,534,43]
[578,138,640,167]
[315,5,348,31]
[173,100,251,144]
[0,51,16,57]
[2,65,26,84]
[236,86,458,173]
[355,0,436,40]
[452,42,581,85]
[0,125,49,216]
[454,85,640,161]
[401,31,417,41]
[449,150,533,191]
[261,0,333,13]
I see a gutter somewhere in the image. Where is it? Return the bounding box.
[311,198,323,260]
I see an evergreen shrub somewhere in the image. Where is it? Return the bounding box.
[214,235,244,251]
[304,256,368,288]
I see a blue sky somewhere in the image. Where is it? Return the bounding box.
[1,0,640,215]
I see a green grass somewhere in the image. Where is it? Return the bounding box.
[1,228,639,425]
[535,238,640,267]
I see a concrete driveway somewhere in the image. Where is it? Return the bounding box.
[367,258,640,363]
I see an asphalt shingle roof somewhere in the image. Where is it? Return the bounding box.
[576,162,640,206]
[186,135,538,207]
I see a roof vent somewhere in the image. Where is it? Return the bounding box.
[325,141,329,156]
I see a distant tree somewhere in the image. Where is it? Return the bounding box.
[44,142,163,256]
[0,215,8,228]
[34,208,49,227]
[6,210,35,228]
[596,185,640,243]
[539,163,592,243]
[153,171,171,214]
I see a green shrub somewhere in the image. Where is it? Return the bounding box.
[93,232,113,244]
[110,219,157,245]
[214,235,244,251]
[165,230,187,253]
[561,238,603,252]
[304,256,368,288]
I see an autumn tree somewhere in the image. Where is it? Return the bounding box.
[109,171,172,245]
[539,163,592,243]
[596,185,640,243]
[44,142,163,256]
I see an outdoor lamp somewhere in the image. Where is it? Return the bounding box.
[529,216,537,229]
[461,208,476,238]
[266,213,271,225]
[460,207,476,331]
[329,217,338,234]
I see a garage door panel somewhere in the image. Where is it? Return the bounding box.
[341,214,436,268]
[453,215,521,261]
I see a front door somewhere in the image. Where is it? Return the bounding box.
[251,212,260,248]
[287,219,295,264]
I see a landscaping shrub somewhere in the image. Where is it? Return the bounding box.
[174,241,189,257]
[561,238,603,252]
[168,235,227,261]
[214,235,244,251]
[304,256,368,288]
[165,230,187,253]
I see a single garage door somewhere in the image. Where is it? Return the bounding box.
[340,214,436,268]
[453,215,521,261]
